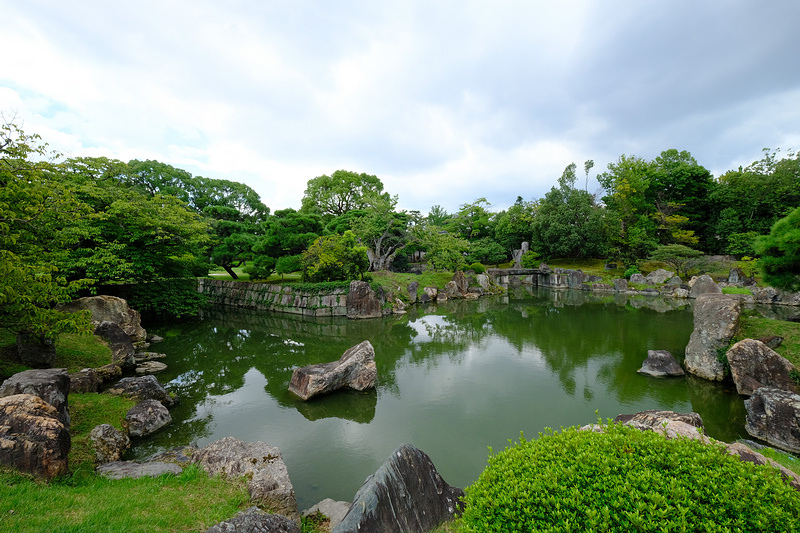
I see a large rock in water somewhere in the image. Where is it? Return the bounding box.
[745,388,800,453]
[0,368,71,428]
[193,437,299,521]
[332,443,464,533]
[684,294,740,381]
[346,280,383,319]
[206,507,300,533]
[289,341,377,401]
[637,350,685,377]
[58,295,147,342]
[726,339,800,396]
[0,394,70,479]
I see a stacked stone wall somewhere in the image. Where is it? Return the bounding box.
[197,279,349,317]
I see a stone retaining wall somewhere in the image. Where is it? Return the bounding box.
[197,279,349,317]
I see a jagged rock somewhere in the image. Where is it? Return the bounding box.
[207,507,300,533]
[0,368,70,428]
[332,443,464,533]
[728,267,747,284]
[684,294,740,381]
[726,442,800,491]
[689,274,722,298]
[745,388,800,453]
[453,271,469,293]
[667,275,683,286]
[125,399,172,438]
[303,499,350,531]
[0,394,70,479]
[476,274,490,290]
[106,375,178,408]
[59,295,147,342]
[89,424,130,463]
[289,341,377,401]
[759,336,784,349]
[637,350,685,377]
[346,281,383,319]
[193,437,299,520]
[629,273,646,284]
[613,278,628,292]
[674,287,690,298]
[392,298,407,314]
[750,286,781,304]
[69,368,103,394]
[15,332,56,368]
[444,281,461,299]
[726,339,800,396]
[135,361,168,374]
[96,460,182,480]
[147,445,199,466]
[421,287,437,303]
[94,321,135,368]
[407,281,419,303]
[436,291,448,301]
[646,269,675,284]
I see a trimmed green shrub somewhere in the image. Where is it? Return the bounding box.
[623,265,641,279]
[460,423,800,532]
[520,251,541,269]
[468,262,486,274]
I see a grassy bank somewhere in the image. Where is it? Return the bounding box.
[736,314,800,368]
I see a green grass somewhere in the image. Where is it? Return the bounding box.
[736,316,800,367]
[370,270,470,302]
[545,258,626,284]
[206,266,305,283]
[0,330,112,381]
[68,392,136,474]
[722,286,752,295]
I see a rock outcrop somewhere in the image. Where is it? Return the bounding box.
[637,350,684,377]
[346,281,383,319]
[89,423,130,463]
[684,294,740,381]
[333,443,464,533]
[407,281,419,303]
[125,399,172,438]
[689,274,722,298]
[207,507,300,533]
[745,388,800,453]
[0,368,71,428]
[94,321,136,368]
[289,341,377,401]
[59,295,147,341]
[105,375,178,408]
[726,339,800,396]
[69,363,122,394]
[0,394,70,479]
[193,437,299,521]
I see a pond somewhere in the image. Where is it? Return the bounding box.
[136,286,746,510]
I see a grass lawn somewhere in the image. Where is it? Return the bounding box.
[737,315,800,368]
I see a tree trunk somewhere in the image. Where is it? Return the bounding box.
[223,264,239,280]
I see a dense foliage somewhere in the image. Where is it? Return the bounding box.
[460,423,800,532]
[756,206,800,291]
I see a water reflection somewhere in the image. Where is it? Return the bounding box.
[137,287,746,509]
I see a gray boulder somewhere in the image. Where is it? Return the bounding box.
[407,281,419,303]
[69,363,122,394]
[303,499,350,531]
[0,368,70,428]
[726,339,800,396]
[147,445,199,467]
[289,341,377,401]
[667,275,683,286]
[346,280,383,319]
[750,286,781,304]
[207,507,300,533]
[684,294,740,381]
[106,375,178,408]
[637,350,685,377]
[629,273,646,284]
[728,267,747,284]
[58,295,147,341]
[613,278,628,292]
[96,460,182,480]
[444,281,461,299]
[135,361,168,374]
[0,394,70,480]
[332,443,464,533]
[476,274,490,290]
[689,274,722,298]
[614,410,704,431]
[453,271,469,293]
[420,287,437,303]
[94,321,135,368]
[745,388,800,453]
[125,399,172,438]
[89,424,130,463]
[193,437,299,521]
[15,332,56,368]
[646,269,675,284]
[758,336,784,350]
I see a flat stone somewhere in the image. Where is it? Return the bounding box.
[96,460,182,480]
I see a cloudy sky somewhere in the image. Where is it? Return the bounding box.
[2,1,799,214]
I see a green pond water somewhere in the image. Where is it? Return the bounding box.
[136,286,746,510]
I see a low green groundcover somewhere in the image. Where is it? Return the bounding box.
[460,423,800,532]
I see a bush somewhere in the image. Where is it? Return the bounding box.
[520,250,541,269]
[468,262,485,274]
[623,265,641,279]
[459,423,800,532]
[126,279,207,318]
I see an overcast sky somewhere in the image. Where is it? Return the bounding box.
[2,1,799,214]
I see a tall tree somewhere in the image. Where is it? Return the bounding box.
[447,198,493,241]
[755,206,800,292]
[300,170,386,218]
[350,194,410,271]
[247,209,323,279]
[494,196,537,256]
